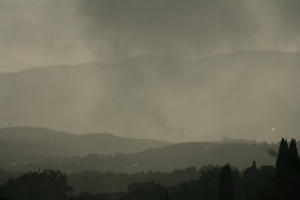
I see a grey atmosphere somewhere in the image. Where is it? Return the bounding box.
[0,0,300,142]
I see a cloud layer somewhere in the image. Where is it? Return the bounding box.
[77,0,300,57]
[1,0,300,71]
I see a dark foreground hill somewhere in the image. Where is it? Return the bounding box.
[125,141,278,171]
[0,127,169,158]
[0,133,283,173]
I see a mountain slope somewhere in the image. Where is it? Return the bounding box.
[0,50,300,141]
[0,127,169,157]
[2,140,283,172]
[127,141,277,171]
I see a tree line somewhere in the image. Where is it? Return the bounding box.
[0,138,299,200]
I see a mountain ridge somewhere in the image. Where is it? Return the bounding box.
[0,50,299,141]
[0,127,170,157]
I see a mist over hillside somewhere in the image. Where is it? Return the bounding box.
[0,51,299,142]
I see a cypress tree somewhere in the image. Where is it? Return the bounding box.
[273,139,289,200]
[251,160,257,170]
[165,188,169,200]
[287,139,300,196]
[288,139,299,166]
[217,164,234,200]
[275,138,289,179]
[273,138,300,200]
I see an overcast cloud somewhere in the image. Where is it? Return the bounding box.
[0,0,300,72]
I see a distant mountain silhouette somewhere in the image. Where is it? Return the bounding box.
[0,127,169,158]
[0,50,300,141]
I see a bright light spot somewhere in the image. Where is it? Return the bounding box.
[133,163,139,167]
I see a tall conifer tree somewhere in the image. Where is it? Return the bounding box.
[217,164,234,200]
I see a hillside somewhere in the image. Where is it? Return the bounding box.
[127,141,278,171]
[0,127,169,158]
[0,50,300,141]
[1,139,283,173]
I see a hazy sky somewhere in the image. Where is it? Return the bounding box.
[1,0,300,73]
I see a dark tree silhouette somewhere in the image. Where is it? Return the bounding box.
[270,138,300,200]
[274,138,289,184]
[165,188,169,200]
[126,181,166,200]
[288,139,299,166]
[0,169,71,200]
[217,165,234,200]
[251,160,256,170]
[276,139,289,167]
[1,138,299,200]
[241,161,258,200]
